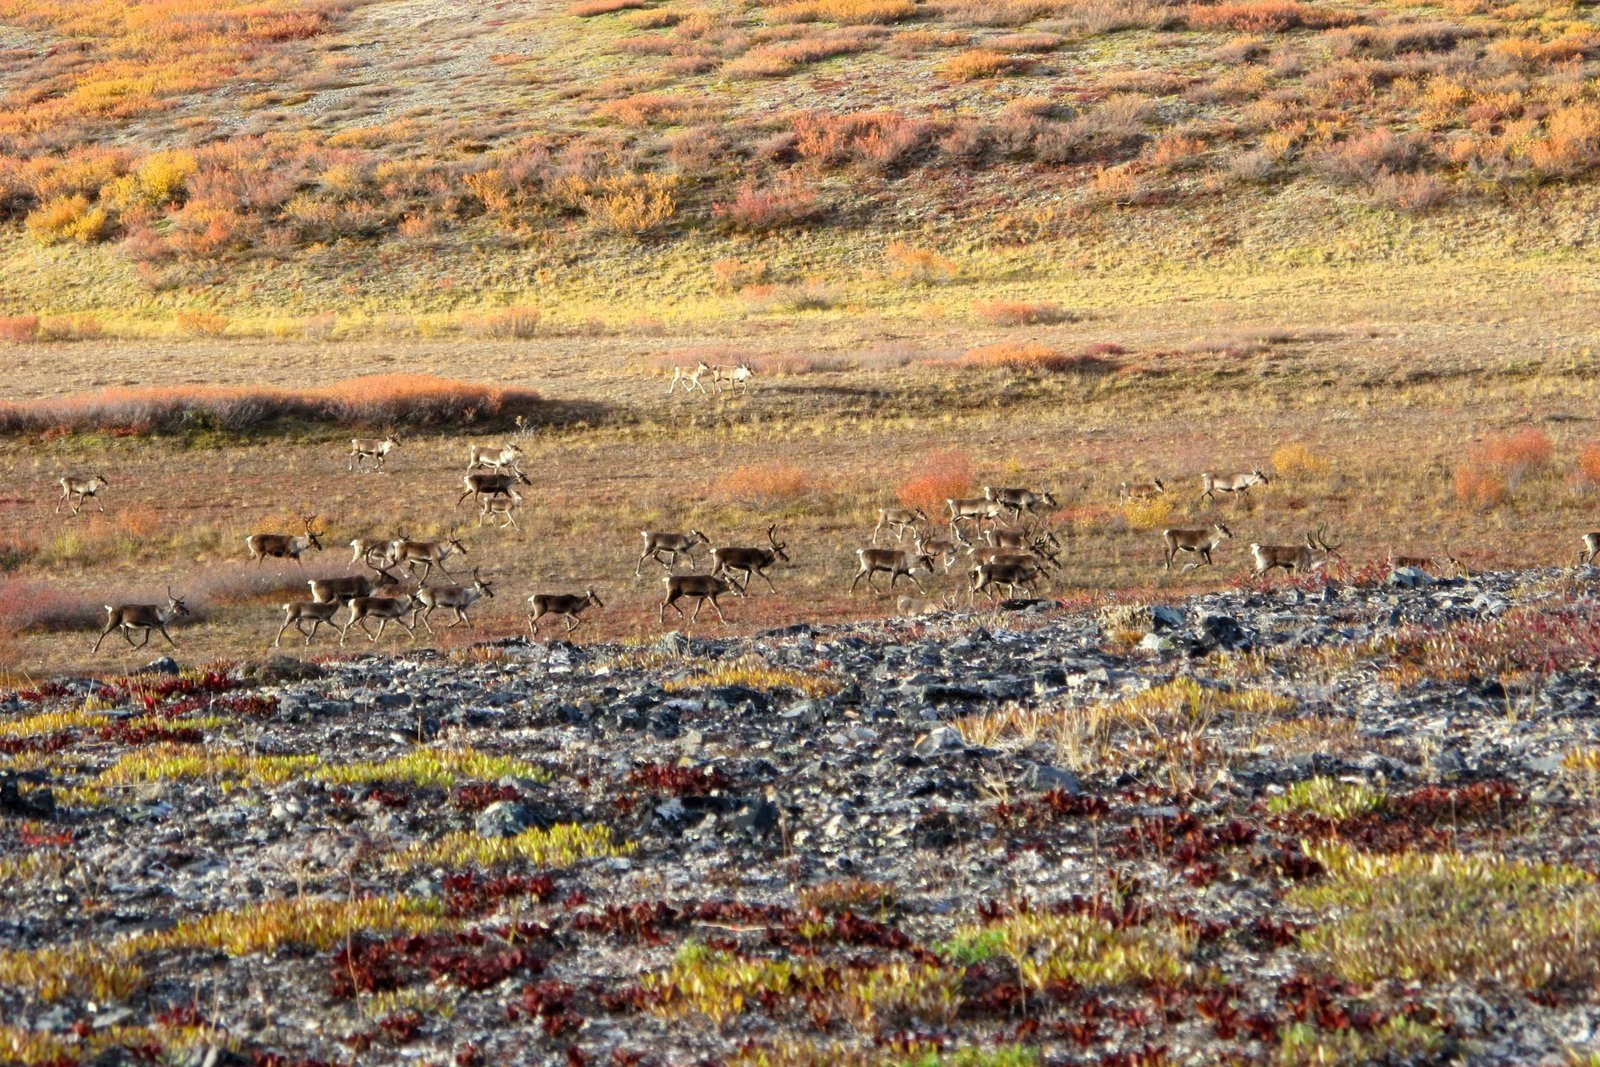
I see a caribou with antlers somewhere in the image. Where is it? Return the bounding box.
[246,516,323,566]
[1200,468,1269,505]
[57,473,109,515]
[711,525,789,595]
[713,362,754,394]
[91,587,190,653]
[915,528,970,572]
[1162,522,1233,572]
[348,434,399,472]
[528,589,604,636]
[393,533,468,583]
[348,537,399,572]
[637,530,710,575]
[947,496,1005,533]
[1250,528,1342,577]
[309,572,396,605]
[983,486,1057,522]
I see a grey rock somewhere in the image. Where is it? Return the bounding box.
[143,657,180,675]
[1020,762,1083,794]
[475,800,540,838]
[912,726,964,756]
[1388,566,1433,589]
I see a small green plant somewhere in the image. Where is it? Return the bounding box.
[1267,777,1388,821]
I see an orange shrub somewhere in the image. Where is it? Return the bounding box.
[971,300,1072,326]
[569,0,647,14]
[884,242,957,283]
[896,449,975,514]
[0,316,40,343]
[1453,465,1507,510]
[714,463,815,504]
[940,49,1019,80]
[467,306,542,339]
[37,315,103,342]
[768,0,916,23]
[1577,442,1600,486]
[1184,1,1356,31]
[957,342,1116,373]
[1480,428,1553,480]
[176,311,230,338]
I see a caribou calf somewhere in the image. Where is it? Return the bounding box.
[348,434,399,472]
[349,537,398,572]
[58,473,110,515]
[528,589,604,636]
[92,587,190,653]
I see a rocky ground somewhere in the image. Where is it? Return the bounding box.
[4,566,1600,1066]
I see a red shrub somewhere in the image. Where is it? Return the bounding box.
[971,300,1073,326]
[712,176,822,232]
[896,449,975,513]
[1576,441,1600,485]
[714,463,814,504]
[0,315,39,342]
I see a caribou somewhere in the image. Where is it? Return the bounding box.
[467,443,528,477]
[528,589,604,636]
[872,507,927,544]
[456,471,521,508]
[415,568,495,634]
[91,587,190,653]
[339,591,420,645]
[947,496,1005,532]
[668,360,712,396]
[897,592,957,617]
[660,574,733,624]
[348,537,399,572]
[392,534,468,583]
[348,434,399,472]
[983,486,1057,522]
[969,558,1044,605]
[478,490,523,529]
[1200,468,1269,505]
[1579,533,1600,568]
[309,573,396,605]
[1162,522,1233,572]
[246,516,323,566]
[57,473,110,515]
[915,528,970,572]
[1250,528,1342,577]
[637,529,710,575]
[273,599,341,647]
[711,525,789,595]
[713,362,754,393]
[848,546,934,596]
[1119,479,1165,503]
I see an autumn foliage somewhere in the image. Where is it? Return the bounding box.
[896,449,975,514]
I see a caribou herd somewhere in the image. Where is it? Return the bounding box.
[58,436,1512,654]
